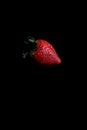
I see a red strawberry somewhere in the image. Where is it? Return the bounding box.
[23,36,61,64]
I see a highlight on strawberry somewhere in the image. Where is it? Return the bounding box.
[22,36,62,64]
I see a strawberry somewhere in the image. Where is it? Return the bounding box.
[23,36,61,64]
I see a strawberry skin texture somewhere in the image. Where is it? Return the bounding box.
[31,40,61,64]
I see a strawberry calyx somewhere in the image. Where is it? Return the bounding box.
[22,52,29,59]
[28,36,35,43]
[24,36,36,44]
[23,36,38,58]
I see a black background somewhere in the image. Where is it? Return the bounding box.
[1,2,85,127]
[15,27,65,85]
[3,3,67,94]
[13,6,66,89]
